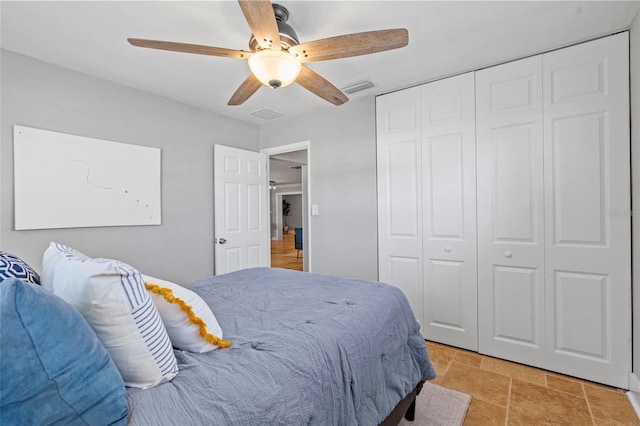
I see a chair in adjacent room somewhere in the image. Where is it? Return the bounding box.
[294,228,303,258]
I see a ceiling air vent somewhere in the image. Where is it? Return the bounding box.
[341,79,375,95]
[250,108,285,120]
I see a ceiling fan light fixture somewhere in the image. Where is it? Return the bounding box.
[128,1,408,106]
[248,49,301,89]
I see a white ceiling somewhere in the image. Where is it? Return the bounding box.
[1,1,638,126]
[271,150,307,164]
[270,150,306,185]
[270,158,302,185]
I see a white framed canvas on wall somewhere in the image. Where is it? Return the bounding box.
[13,125,161,230]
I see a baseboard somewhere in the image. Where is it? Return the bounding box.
[627,390,640,420]
[630,373,640,393]
[627,374,640,419]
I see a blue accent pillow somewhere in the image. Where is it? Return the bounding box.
[0,278,128,425]
[0,252,40,285]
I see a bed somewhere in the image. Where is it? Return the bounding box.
[1,248,435,425]
[127,267,435,425]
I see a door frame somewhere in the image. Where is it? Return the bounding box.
[275,191,303,240]
[261,141,311,272]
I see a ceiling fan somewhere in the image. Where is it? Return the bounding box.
[128,0,408,106]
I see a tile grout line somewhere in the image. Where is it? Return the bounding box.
[428,342,455,385]
[477,353,510,424]
[504,377,512,426]
[581,383,597,425]
[441,349,455,381]
[546,374,595,398]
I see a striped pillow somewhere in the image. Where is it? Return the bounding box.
[41,242,88,290]
[51,254,178,388]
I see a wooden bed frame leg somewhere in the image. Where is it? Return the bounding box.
[404,397,416,421]
[379,381,423,426]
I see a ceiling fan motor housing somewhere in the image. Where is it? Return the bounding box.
[249,3,299,52]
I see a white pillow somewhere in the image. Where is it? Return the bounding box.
[142,275,225,353]
[52,255,178,388]
[41,242,88,291]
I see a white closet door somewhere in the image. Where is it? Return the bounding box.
[377,87,424,327]
[543,33,630,388]
[476,56,546,367]
[421,73,478,350]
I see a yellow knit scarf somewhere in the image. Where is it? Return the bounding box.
[144,282,231,348]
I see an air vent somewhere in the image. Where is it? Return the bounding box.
[250,108,285,120]
[341,79,375,95]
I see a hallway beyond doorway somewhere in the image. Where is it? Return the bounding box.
[271,230,303,271]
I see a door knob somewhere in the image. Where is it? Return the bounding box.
[218,238,227,245]
[504,251,512,258]
[444,246,452,252]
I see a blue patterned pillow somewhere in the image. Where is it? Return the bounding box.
[0,278,128,425]
[0,252,40,285]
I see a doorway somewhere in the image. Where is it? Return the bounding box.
[262,142,310,272]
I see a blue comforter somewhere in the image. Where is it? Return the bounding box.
[127,268,435,425]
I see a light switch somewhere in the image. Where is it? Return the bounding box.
[311,204,319,216]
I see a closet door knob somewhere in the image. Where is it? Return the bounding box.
[504,251,512,258]
[444,246,452,252]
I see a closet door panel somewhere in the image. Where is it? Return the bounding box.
[476,56,546,367]
[551,113,606,245]
[492,125,537,241]
[377,87,424,327]
[493,266,539,346]
[427,134,463,238]
[427,259,464,329]
[387,140,420,238]
[421,72,477,350]
[543,32,630,388]
[553,271,609,358]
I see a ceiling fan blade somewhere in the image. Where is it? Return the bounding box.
[289,29,408,63]
[237,0,281,50]
[128,38,250,59]
[228,74,262,105]
[296,66,348,106]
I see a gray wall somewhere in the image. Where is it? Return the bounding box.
[270,185,277,239]
[270,183,302,240]
[283,194,303,230]
[631,12,640,386]
[0,50,259,285]
[259,96,378,281]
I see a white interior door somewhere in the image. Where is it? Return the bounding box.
[476,55,546,368]
[214,144,269,275]
[543,33,630,388]
[377,87,424,327]
[421,72,478,350]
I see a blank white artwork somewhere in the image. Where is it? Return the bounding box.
[14,125,161,230]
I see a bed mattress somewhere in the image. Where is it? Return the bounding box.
[126,267,435,425]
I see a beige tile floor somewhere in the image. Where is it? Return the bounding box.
[426,341,640,425]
